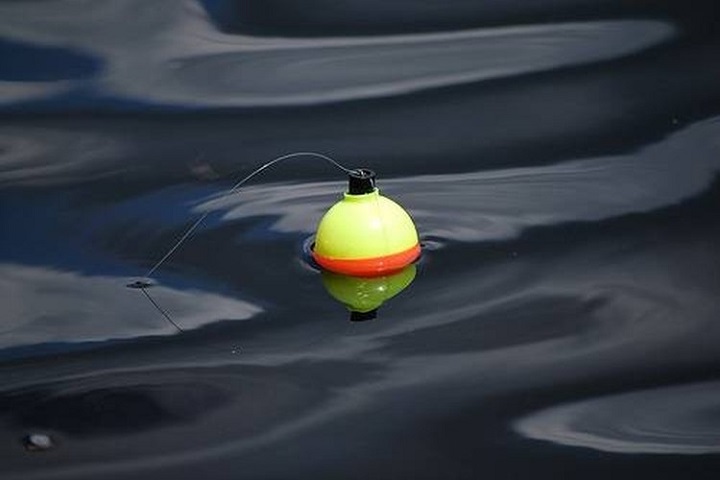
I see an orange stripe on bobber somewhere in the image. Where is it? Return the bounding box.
[312,243,421,278]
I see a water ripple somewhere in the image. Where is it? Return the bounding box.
[0,263,261,352]
[195,117,720,243]
[0,127,127,187]
[0,363,346,479]
[515,381,720,454]
[0,0,675,107]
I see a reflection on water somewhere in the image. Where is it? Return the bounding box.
[0,0,675,107]
[516,381,720,454]
[2,0,720,478]
[321,264,417,321]
[0,263,260,352]
[193,118,720,243]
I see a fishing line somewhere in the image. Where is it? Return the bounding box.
[129,152,356,332]
[145,152,356,279]
[140,287,184,333]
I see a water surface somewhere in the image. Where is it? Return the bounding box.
[2,0,720,478]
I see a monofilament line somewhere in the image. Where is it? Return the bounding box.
[143,152,356,278]
[140,287,184,333]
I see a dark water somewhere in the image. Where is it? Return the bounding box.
[2,1,720,478]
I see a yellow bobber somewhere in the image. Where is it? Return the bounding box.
[312,169,420,277]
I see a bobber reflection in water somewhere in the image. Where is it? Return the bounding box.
[313,168,420,320]
[321,264,417,321]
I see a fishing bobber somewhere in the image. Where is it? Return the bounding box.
[312,169,421,277]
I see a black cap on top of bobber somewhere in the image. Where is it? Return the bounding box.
[348,169,376,195]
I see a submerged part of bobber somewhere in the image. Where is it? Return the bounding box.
[321,264,417,322]
[312,169,420,277]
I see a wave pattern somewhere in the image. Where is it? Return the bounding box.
[0,0,674,107]
[515,381,720,454]
[2,1,720,479]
